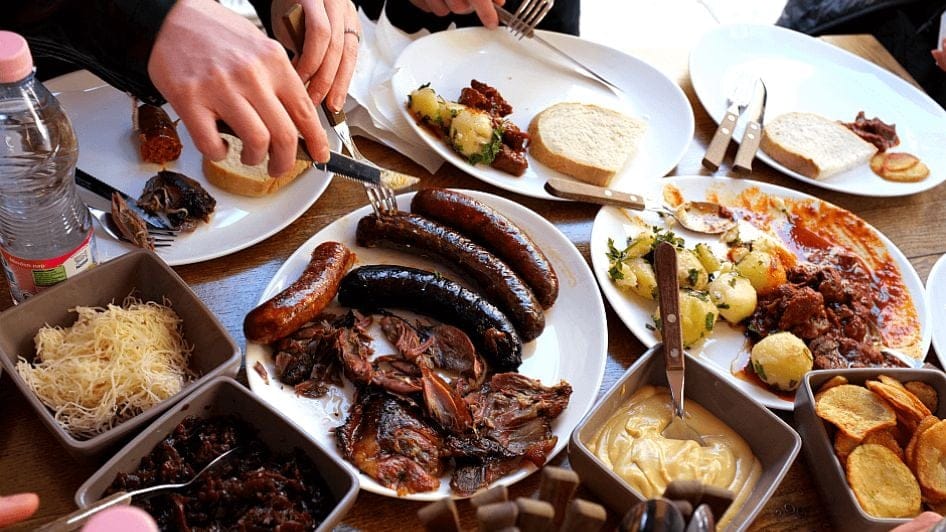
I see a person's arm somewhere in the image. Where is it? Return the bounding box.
[5,0,176,105]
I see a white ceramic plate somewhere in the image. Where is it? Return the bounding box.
[48,70,338,266]
[590,176,931,410]
[391,27,694,201]
[925,254,946,368]
[246,190,607,499]
[689,24,946,197]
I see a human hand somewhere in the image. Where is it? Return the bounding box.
[933,39,946,72]
[890,511,944,531]
[0,493,39,527]
[408,0,506,29]
[148,0,329,177]
[272,0,360,113]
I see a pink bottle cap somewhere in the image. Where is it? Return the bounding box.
[0,31,33,84]
[81,506,159,532]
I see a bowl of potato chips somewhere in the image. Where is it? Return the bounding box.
[795,368,946,530]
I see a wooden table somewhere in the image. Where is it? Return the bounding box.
[1,34,940,531]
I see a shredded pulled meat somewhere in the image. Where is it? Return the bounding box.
[137,170,216,231]
[105,416,334,530]
[336,390,445,495]
[270,309,571,495]
[842,111,899,152]
[747,248,903,369]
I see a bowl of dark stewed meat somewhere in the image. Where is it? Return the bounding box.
[74,377,358,531]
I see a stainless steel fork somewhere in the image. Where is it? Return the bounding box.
[504,0,554,39]
[321,105,399,217]
[88,205,175,248]
[496,2,623,93]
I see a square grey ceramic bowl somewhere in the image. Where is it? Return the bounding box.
[75,377,359,531]
[795,368,946,531]
[569,345,801,531]
[0,249,241,455]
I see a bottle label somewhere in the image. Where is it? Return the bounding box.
[1,230,95,302]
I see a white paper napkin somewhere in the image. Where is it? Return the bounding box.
[344,6,446,174]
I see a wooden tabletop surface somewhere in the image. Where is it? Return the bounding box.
[1,34,941,531]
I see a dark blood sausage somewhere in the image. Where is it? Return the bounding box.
[356,213,545,342]
[136,104,183,164]
[411,189,559,308]
[338,265,522,371]
[244,242,355,344]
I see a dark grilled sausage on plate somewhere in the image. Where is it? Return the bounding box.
[356,212,545,342]
[338,265,522,371]
[411,188,558,308]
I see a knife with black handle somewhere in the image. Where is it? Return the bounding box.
[74,168,173,230]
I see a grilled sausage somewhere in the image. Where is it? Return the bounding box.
[356,212,545,341]
[244,242,355,344]
[338,265,522,371]
[136,104,183,164]
[411,188,558,308]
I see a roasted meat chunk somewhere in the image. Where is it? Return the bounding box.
[336,390,445,495]
[137,170,215,231]
[447,373,572,494]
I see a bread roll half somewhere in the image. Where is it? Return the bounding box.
[760,112,877,179]
[528,103,646,187]
[203,133,309,197]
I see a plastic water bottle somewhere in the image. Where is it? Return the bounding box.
[0,31,96,303]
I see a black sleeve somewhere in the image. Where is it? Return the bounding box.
[3,0,176,105]
[354,0,581,36]
[247,0,275,37]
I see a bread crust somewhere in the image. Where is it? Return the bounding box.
[202,133,308,197]
[760,131,821,179]
[528,103,643,187]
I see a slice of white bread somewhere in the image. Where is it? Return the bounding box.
[761,112,878,179]
[203,133,309,197]
[528,102,647,187]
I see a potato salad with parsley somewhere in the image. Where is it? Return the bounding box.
[408,81,530,176]
[606,226,760,348]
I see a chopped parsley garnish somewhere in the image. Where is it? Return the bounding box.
[705,312,715,331]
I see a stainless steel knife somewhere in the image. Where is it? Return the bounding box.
[74,168,173,230]
[733,78,767,173]
[214,120,420,190]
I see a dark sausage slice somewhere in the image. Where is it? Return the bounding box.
[411,189,558,308]
[337,265,522,371]
[244,242,355,344]
[136,104,183,164]
[356,212,545,342]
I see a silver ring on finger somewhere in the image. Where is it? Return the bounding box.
[344,28,361,44]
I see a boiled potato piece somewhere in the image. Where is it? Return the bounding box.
[750,331,813,391]
[655,289,718,348]
[409,86,443,123]
[694,243,721,274]
[625,230,655,259]
[614,257,657,300]
[707,271,757,324]
[677,248,708,290]
[450,107,496,161]
[736,250,787,295]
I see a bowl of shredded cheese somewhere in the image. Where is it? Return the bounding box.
[0,249,241,455]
